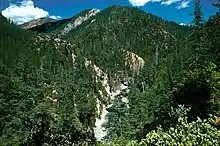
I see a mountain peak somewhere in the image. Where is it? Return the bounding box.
[21,17,56,29]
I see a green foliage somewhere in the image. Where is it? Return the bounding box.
[104,99,129,140]
[0,19,106,145]
[1,4,220,146]
[106,136,138,146]
[0,19,37,66]
[0,13,7,22]
[64,6,190,94]
[171,63,220,120]
[101,107,220,146]
[212,0,220,14]
[102,8,220,142]
[193,0,204,26]
[0,54,102,145]
[187,15,220,69]
[203,15,220,66]
[153,63,220,131]
[141,111,220,146]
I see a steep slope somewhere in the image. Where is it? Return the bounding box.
[0,7,155,143]
[66,6,190,79]
[62,6,191,140]
[68,6,189,38]
[0,19,108,145]
[25,6,191,140]
[0,18,36,66]
[0,14,145,143]
[20,17,56,29]
[0,18,73,68]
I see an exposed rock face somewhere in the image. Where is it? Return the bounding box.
[94,83,129,141]
[21,18,56,29]
[216,117,220,127]
[93,52,144,141]
[126,51,145,73]
[61,9,100,36]
[94,104,109,141]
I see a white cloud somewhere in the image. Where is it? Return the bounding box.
[50,15,61,20]
[128,0,152,6]
[129,0,192,9]
[128,0,163,6]
[2,0,61,24]
[179,23,186,26]
[176,0,191,9]
[161,0,181,5]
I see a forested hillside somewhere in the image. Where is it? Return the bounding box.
[0,1,220,145]
[0,14,107,145]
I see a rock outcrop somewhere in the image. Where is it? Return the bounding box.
[126,51,145,73]
[61,9,100,36]
[21,17,56,29]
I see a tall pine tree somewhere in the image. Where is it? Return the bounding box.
[193,0,204,26]
[213,0,220,15]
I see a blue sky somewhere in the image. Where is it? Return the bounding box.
[0,0,218,25]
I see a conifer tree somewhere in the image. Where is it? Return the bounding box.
[193,0,204,26]
[213,0,220,15]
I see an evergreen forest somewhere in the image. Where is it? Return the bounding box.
[0,0,220,145]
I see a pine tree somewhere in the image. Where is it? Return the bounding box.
[193,0,204,26]
[213,0,220,15]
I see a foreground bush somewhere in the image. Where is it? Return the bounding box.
[140,116,220,146]
[102,106,220,146]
